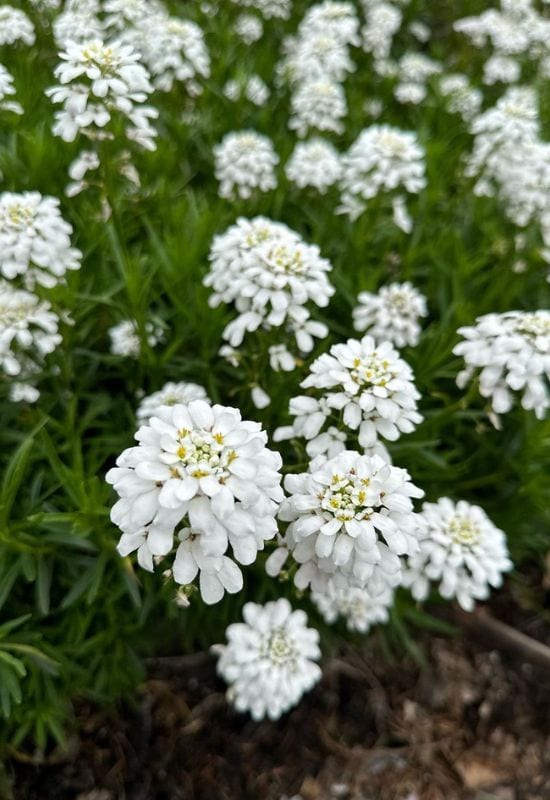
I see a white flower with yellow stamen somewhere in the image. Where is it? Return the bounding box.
[277,450,423,595]
[213,599,321,720]
[402,498,512,611]
[106,401,284,604]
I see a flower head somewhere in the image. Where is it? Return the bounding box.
[285,138,342,193]
[0,7,35,46]
[108,319,163,357]
[136,381,209,423]
[313,581,394,632]
[402,498,512,611]
[454,310,550,419]
[0,192,82,289]
[214,131,279,200]
[353,282,428,348]
[277,450,423,595]
[106,401,284,604]
[213,599,321,719]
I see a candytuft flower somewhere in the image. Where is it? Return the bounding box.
[213,599,321,719]
[214,131,279,200]
[106,401,284,604]
[313,581,394,633]
[0,6,35,46]
[402,498,512,611]
[285,138,342,193]
[277,450,423,595]
[0,192,82,289]
[453,310,550,419]
[353,282,428,348]
[108,319,163,358]
[0,64,23,115]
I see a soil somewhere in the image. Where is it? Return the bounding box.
[9,613,550,800]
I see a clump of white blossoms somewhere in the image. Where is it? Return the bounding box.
[120,13,210,95]
[213,131,279,200]
[108,319,163,358]
[204,216,334,354]
[483,54,521,85]
[353,282,428,348]
[223,75,270,107]
[402,498,512,612]
[453,310,550,419]
[136,381,209,423]
[102,0,164,30]
[285,138,342,193]
[234,13,263,44]
[66,150,101,197]
[438,74,482,121]
[338,125,426,222]
[0,192,82,289]
[280,30,356,85]
[0,64,23,115]
[0,281,62,378]
[53,6,103,48]
[300,1,360,47]
[0,6,35,46]
[106,401,284,605]
[46,39,158,152]
[313,581,394,633]
[289,78,347,137]
[277,334,422,450]
[213,599,321,720]
[274,450,423,595]
[361,1,402,60]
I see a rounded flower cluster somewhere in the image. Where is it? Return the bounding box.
[313,581,394,633]
[0,6,35,46]
[204,216,333,353]
[438,73,482,121]
[402,498,512,611]
[231,0,292,20]
[285,138,342,193]
[353,282,428,348]
[106,401,284,605]
[454,310,550,419]
[289,78,347,137]
[338,125,426,221]
[136,381,209,423]
[121,13,210,94]
[278,334,422,450]
[276,451,423,595]
[0,281,62,377]
[214,131,279,200]
[46,39,158,151]
[213,599,321,720]
[0,192,82,289]
[234,13,263,44]
[361,1,402,60]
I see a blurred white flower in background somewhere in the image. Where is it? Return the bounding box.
[353,282,427,348]
[0,64,23,115]
[285,138,342,193]
[108,319,163,358]
[313,581,394,632]
[214,130,279,200]
[136,381,210,423]
[0,6,35,46]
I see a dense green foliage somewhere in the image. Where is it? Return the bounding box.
[0,0,549,753]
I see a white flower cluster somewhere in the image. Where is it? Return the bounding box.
[438,74,482,121]
[0,192,82,289]
[361,1,402,61]
[338,125,426,223]
[274,450,423,595]
[483,54,521,85]
[465,88,550,256]
[353,282,428,348]
[0,281,62,378]
[313,581,394,632]
[0,6,35,46]
[454,310,550,419]
[393,51,442,106]
[285,138,342,193]
[46,39,158,152]
[455,0,550,76]
[234,13,263,44]
[0,64,22,115]
[214,131,279,200]
[136,381,209,423]
[279,2,359,138]
[402,498,512,611]
[205,216,333,357]
[106,401,283,605]
[120,14,210,95]
[214,599,321,720]
[276,334,422,452]
[53,4,104,49]
[108,319,163,358]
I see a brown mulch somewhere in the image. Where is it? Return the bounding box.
[9,624,550,800]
